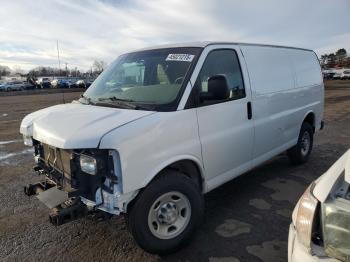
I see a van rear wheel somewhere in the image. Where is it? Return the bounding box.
[287,122,313,164]
[125,170,204,254]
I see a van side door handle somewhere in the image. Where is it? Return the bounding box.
[247,102,252,120]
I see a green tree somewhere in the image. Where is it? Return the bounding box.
[335,48,347,66]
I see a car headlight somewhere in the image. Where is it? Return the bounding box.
[23,134,33,146]
[80,154,97,175]
[295,183,319,250]
[322,197,350,261]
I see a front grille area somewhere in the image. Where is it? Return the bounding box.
[42,144,72,175]
[36,142,76,192]
[33,140,113,201]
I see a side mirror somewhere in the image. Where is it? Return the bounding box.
[200,74,230,101]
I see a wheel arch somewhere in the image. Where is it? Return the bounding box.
[302,111,316,133]
[142,156,206,193]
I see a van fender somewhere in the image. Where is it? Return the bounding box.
[140,154,206,192]
[301,110,315,129]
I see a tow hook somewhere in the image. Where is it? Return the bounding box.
[24,181,55,196]
[49,198,90,226]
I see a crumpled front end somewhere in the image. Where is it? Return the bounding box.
[20,103,154,224]
[24,139,138,225]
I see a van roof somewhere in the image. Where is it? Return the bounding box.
[131,41,313,53]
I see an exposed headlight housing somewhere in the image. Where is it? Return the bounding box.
[80,154,97,175]
[322,197,350,261]
[23,134,33,146]
[295,183,319,251]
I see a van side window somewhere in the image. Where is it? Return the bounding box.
[195,49,245,105]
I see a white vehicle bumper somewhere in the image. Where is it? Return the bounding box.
[288,224,339,262]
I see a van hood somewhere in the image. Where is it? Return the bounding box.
[20,103,154,149]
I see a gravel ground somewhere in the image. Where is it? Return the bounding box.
[0,82,349,262]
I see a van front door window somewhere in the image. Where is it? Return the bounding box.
[195,49,245,105]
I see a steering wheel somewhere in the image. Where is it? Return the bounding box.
[174,77,184,84]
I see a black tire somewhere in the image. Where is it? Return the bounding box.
[287,122,313,164]
[125,170,204,254]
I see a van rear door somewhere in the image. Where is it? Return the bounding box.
[193,46,254,190]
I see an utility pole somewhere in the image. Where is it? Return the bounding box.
[57,40,65,104]
[65,63,68,77]
[56,40,61,77]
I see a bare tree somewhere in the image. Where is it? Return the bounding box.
[12,65,24,75]
[93,60,107,74]
[320,54,328,67]
[0,65,11,79]
[319,48,348,69]
[327,53,336,68]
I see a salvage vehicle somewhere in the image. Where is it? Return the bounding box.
[288,149,350,262]
[0,81,25,91]
[75,79,87,88]
[0,82,9,91]
[20,42,324,254]
[36,77,51,88]
[51,79,75,88]
[332,72,342,80]
[51,79,64,88]
[340,70,350,80]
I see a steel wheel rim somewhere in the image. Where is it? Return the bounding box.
[148,191,191,240]
[301,131,310,156]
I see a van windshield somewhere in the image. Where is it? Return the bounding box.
[83,47,201,111]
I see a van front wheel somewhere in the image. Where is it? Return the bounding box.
[125,171,204,254]
[287,122,313,164]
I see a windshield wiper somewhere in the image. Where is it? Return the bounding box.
[96,96,153,110]
[98,96,134,103]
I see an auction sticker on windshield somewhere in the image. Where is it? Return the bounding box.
[166,54,194,62]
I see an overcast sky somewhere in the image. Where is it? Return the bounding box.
[0,0,349,71]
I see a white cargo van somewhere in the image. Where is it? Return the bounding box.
[20,42,324,254]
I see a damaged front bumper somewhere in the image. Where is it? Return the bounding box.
[24,140,138,225]
[24,180,91,226]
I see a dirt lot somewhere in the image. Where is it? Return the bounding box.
[0,81,349,262]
